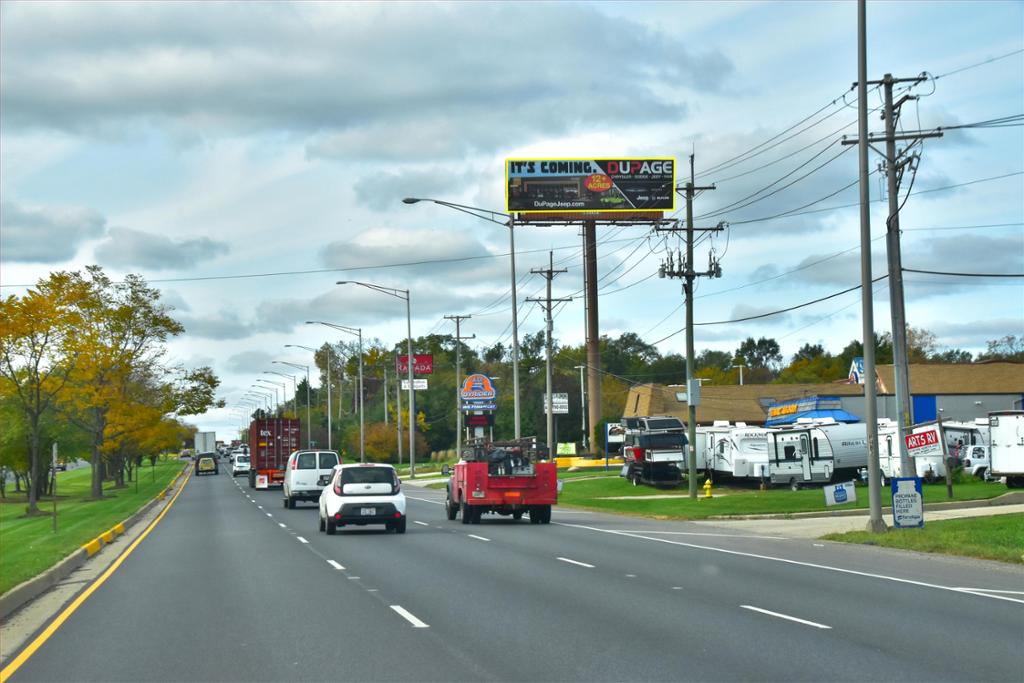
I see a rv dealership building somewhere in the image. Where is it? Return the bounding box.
[622,362,1024,426]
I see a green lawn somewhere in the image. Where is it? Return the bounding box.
[557,477,1008,520]
[823,514,1024,564]
[0,459,186,595]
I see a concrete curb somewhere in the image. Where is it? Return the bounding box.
[0,464,189,620]
[705,490,1024,521]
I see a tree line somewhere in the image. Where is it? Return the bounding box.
[282,327,1020,460]
[0,267,222,513]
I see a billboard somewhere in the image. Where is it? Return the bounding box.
[506,158,676,213]
[396,354,433,374]
[460,373,497,412]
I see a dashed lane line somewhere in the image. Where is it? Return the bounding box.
[390,605,429,628]
[327,560,345,570]
[296,536,309,544]
[414,521,430,527]
[741,605,831,630]
[557,557,595,569]
[467,534,491,542]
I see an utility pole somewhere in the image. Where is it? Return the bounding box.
[528,252,571,457]
[583,219,601,454]
[844,73,942,478]
[445,314,475,457]
[383,366,388,425]
[659,155,719,499]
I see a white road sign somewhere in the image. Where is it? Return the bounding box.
[401,379,428,390]
[544,393,569,414]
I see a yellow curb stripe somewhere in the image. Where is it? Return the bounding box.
[81,539,102,557]
[0,468,192,683]
[112,523,125,536]
[99,530,114,544]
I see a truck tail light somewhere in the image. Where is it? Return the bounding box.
[628,446,646,461]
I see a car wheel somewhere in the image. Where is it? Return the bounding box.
[530,507,541,524]
[395,517,406,534]
[541,506,552,524]
[631,473,641,487]
[319,515,325,532]
[470,507,481,524]
[790,478,800,492]
[326,517,337,535]
[385,521,395,532]
[248,471,256,489]
[445,496,458,521]
[283,497,289,509]
[460,499,471,525]
[287,496,296,510]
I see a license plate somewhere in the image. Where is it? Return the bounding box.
[361,508,376,516]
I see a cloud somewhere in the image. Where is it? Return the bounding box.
[0,200,106,262]
[726,304,792,326]
[319,226,508,284]
[928,317,1023,348]
[352,169,476,211]
[225,350,275,375]
[177,311,254,340]
[1,3,730,158]
[94,227,228,270]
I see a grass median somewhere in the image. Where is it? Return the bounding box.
[0,459,186,595]
[557,477,1007,520]
[823,514,1024,564]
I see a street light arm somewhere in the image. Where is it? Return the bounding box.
[335,281,408,301]
[402,197,510,226]
[285,344,317,352]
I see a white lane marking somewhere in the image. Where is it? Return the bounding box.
[672,587,683,590]
[617,530,787,540]
[266,513,273,517]
[414,521,430,527]
[296,536,309,544]
[813,543,825,547]
[468,534,491,542]
[390,605,429,628]
[626,574,636,578]
[557,557,595,568]
[257,505,263,510]
[404,495,442,505]
[278,523,287,528]
[553,522,1024,606]
[367,589,378,592]
[954,587,1024,595]
[348,576,360,580]
[327,560,345,570]
[741,605,831,630]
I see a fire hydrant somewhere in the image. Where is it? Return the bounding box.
[703,478,713,498]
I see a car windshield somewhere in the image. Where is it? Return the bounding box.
[340,467,395,485]
[236,456,249,464]
[644,418,683,430]
[637,433,686,449]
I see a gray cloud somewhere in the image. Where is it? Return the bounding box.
[1,3,729,158]
[726,304,792,326]
[928,317,1023,348]
[0,200,106,262]
[94,227,228,270]
[225,350,275,375]
[177,311,254,340]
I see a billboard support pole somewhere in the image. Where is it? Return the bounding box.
[584,219,602,456]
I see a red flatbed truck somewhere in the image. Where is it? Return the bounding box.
[442,438,558,524]
[248,417,300,489]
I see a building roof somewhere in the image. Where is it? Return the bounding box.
[622,362,1024,425]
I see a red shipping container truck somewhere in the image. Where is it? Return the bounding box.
[248,417,300,489]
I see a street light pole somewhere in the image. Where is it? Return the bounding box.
[403,197,520,439]
[575,364,588,452]
[336,282,415,476]
[276,360,311,449]
[286,344,330,450]
[307,322,364,462]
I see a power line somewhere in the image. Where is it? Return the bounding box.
[903,268,1024,278]
[932,48,1024,80]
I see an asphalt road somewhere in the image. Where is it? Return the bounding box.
[7,468,1023,682]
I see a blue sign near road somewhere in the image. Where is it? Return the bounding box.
[891,477,924,528]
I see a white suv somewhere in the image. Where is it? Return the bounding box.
[231,453,251,477]
[283,450,340,508]
[318,463,406,534]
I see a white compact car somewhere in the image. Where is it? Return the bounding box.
[231,453,250,477]
[283,450,340,508]
[318,463,406,534]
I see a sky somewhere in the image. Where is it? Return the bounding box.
[2,1,1022,440]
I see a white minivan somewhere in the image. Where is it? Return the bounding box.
[283,450,341,508]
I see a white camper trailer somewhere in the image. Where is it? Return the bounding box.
[696,422,770,480]
[988,410,1024,488]
[769,422,868,490]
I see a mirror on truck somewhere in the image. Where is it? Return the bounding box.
[441,464,450,477]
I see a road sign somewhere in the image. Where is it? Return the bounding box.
[544,392,569,414]
[397,355,433,374]
[905,428,942,458]
[400,379,428,390]
[460,374,496,401]
[461,402,497,412]
[891,477,924,528]
[824,481,857,506]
